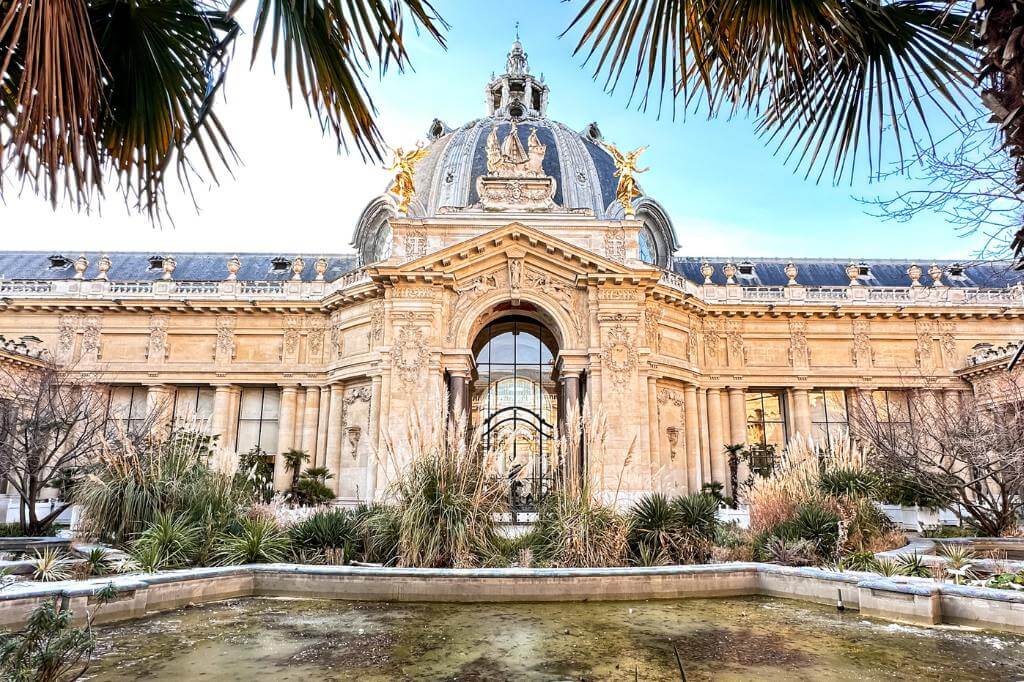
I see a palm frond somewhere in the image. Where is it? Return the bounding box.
[566,0,976,182]
[234,0,447,162]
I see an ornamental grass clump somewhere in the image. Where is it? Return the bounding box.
[75,426,250,547]
[379,399,508,568]
[530,410,630,568]
[289,508,360,564]
[214,516,291,565]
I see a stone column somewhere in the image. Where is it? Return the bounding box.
[293,389,306,450]
[791,387,812,445]
[273,386,298,490]
[224,387,242,452]
[364,375,383,501]
[448,371,471,426]
[646,376,661,474]
[727,387,746,446]
[315,386,330,467]
[211,385,234,451]
[697,389,711,481]
[683,384,701,493]
[560,371,582,479]
[706,388,726,485]
[844,388,861,441]
[719,390,732,450]
[300,386,320,465]
[324,384,345,494]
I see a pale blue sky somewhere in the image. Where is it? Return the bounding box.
[1,0,991,260]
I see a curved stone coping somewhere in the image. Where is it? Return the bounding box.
[877,536,1024,573]
[0,562,1021,633]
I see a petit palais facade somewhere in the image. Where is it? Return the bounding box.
[1,41,1022,512]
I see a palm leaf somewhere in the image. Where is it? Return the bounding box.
[566,0,976,182]
[233,0,447,162]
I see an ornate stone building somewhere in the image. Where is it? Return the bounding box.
[1,41,1022,507]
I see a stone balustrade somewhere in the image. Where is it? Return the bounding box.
[656,271,1024,308]
[0,267,371,302]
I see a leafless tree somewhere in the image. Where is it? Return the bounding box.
[0,365,109,534]
[861,116,1024,263]
[852,379,1024,536]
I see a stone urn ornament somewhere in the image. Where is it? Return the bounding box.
[785,262,799,286]
[907,263,922,287]
[96,254,112,281]
[346,425,362,458]
[226,256,241,281]
[928,264,944,287]
[314,257,328,281]
[700,261,714,284]
[722,262,737,285]
[73,255,88,280]
[162,255,177,280]
[291,256,305,281]
[845,263,861,286]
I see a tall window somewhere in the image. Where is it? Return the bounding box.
[107,386,148,434]
[472,316,558,512]
[172,387,215,432]
[809,389,849,448]
[236,387,280,454]
[746,391,787,450]
[872,389,912,438]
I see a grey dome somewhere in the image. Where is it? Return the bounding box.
[407,117,619,217]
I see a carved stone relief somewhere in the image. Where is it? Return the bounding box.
[703,317,723,366]
[686,328,699,365]
[524,268,584,344]
[283,315,302,361]
[725,319,745,367]
[81,316,101,362]
[851,320,872,368]
[56,315,78,364]
[390,321,430,387]
[915,320,935,369]
[403,228,428,260]
[644,304,662,353]
[602,316,638,390]
[939,321,957,367]
[369,301,385,345]
[307,318,326,362]
[147,315,168,362]
[788,318,809,368]
[215,315,235,363]
[603,226,626,262]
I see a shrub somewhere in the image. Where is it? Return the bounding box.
[215,516,290,565]
[294,477,335,506]
[289,509,359,563]
[129,513,202,572]
[533,490,629,568]
[895,552,931,578]
[627,492,675,561]
[0,583,117,681]
[236,446,275,504]
[874,472,947,510]
[81,547,111,577]
[764,537,815,566]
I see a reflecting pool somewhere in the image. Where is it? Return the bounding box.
[86,596,1024,680]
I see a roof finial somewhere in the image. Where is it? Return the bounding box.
[515,21,520,42]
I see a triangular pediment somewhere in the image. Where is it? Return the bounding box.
[371,222,659,285]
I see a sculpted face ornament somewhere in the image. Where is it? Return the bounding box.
[602,141,648,218]
[666,426,680,460]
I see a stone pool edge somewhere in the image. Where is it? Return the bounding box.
[0,563,1021,634]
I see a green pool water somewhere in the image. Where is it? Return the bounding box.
[85,596,1024,680]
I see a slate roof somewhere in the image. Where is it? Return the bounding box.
[672,257,1023,289]
[0,252,360,283]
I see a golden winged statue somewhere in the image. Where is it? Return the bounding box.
[602,142,649,217]
[387,144,430,214]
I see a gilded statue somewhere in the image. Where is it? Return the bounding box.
[387,144,430,214]
[602,142,648,217]
[485,121,546,177]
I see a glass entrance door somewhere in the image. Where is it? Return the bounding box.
[472,316,558,516]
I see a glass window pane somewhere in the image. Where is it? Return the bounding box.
[109,387,133,420]
[872,390,891,422]
[239,389,263,419]
[825,390,848,423]
[514,323,541,363]
[261,389,281,420]
[888,391,910,423]
[196,388,215,421]
[259,421,279,454]
[765,423,786,449]
[174,387,197,421]
[746,422,766,446]
[130,388,148,420]
[489,332,515,363]
[809,390,828,423]
[762,393,783,422]
[236,421,260,454]
[812,423,829,446]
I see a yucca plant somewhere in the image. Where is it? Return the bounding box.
[130,513,202,572]
[791,503,841,561]
[289,508,359,564]
[873,557,906,577]
[31,548,72,583]
[896,553,932,578]
[214,516,290,565]
[819,468,876,499]
[356,504,401,566]
[938,543,978,585]
[764,537,816,567]
[81,547,110,577]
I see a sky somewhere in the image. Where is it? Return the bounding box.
[0,0,995,260]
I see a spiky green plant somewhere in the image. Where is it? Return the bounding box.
[873,557,905,577]
[938,543,978,585]
[82,547,110,577]
[819,468,876,499]
[31,548,71,583]
[214,516,290,565]
[791,503,841,560]
[356,504,401,566]
[130,513,202,572]
[896,553,932,578]
[289,508,359,563]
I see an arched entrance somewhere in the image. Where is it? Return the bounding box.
[471,315,558,515]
